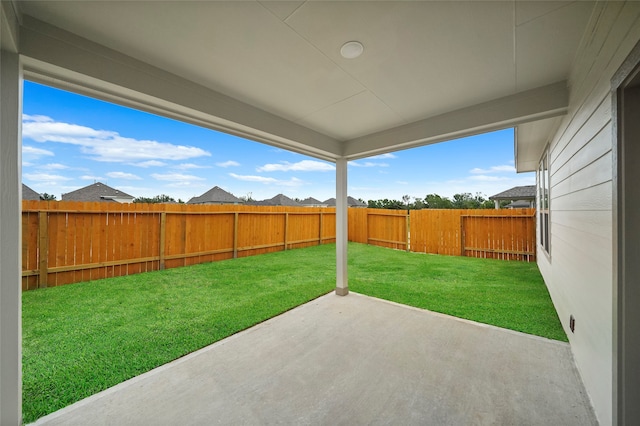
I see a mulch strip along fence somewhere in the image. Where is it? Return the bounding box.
[21,201,535,290]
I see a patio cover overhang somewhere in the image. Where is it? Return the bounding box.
[1,1,597,424]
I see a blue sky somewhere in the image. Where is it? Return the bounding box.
[22,81,534,203]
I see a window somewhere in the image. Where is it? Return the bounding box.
[538,148,550,254]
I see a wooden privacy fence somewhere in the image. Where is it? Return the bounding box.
[22,201,337,290]
[347,208,409,250]
[409,208,536,261]
[347,208,535,260]
[21,202,536,290]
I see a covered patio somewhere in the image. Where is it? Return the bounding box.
[32,293,595,426]
[3,2,640,424]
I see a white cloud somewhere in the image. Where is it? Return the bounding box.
[257,160,334,172]
[81,175,104,181]
[229,173,304,187]
[173,163,211,170]
[131,160,167,168]
[368,153,396,159]
[151,173,205,182]
[22,114,211,163]
[468,175,509,182]
[165,181,209,188]
[229,174,278,183]
[37,163,69,170]
[349,161,389,168]
[469,165,515,174]
[216,160,240,168]
[107,171,142,180]
[24,173,72,183]
[23,114,54,123]
[23,145,54,158]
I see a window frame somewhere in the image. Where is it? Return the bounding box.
[538,147,551,256]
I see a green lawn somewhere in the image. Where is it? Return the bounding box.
[22,242,565,422]
[348,243,566,342]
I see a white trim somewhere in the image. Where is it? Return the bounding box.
[345,81,569,160]
[612,37,640,426]
[0,46,23,425]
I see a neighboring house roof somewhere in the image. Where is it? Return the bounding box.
[505,200,533,209]
[61,182,135,203]
[22,184,42,201]
[348,196,367,207]
[299,197,327,207]
[255,194,301,207]
[187,186,243,204]
[300,197,322,205]
[489,185,536,201]
[324,196,367,207]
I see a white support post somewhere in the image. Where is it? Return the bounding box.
[0,46,23,424]
[335,157,348,296]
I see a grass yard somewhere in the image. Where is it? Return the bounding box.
[348,243,567,342]
[23,242,565,423]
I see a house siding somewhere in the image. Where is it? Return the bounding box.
[537,2,640,425]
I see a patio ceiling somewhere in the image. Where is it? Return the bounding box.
[15,1,594,167]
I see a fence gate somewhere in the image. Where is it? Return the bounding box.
[460,214,536,262]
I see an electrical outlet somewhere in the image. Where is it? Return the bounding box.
[569,315,575,333]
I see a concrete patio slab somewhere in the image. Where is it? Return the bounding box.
[31,292,596,426]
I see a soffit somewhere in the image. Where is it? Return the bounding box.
[515,116,563,172]
[18,1,595,156]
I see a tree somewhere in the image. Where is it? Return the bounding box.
[239,193,255,203]
[367,198,405,209]
[41,193,57,201]
[134,194,176,203]
[368,192,495,210]
[424,193,453,209]
[409,197,426,210]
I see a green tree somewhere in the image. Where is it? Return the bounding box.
[409,197,426,210]
[134,194,176,203]
[41,193,57,201]
[367,199,405,209]
[424,193,453,209]
[239,193,255,203]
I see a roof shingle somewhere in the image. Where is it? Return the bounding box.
[489,185,536,201]
[22,184,42,201]
[61,182,135,202]
[187,186,243,204]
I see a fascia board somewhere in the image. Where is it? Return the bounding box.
[343,81,569,161]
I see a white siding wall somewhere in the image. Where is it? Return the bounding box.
[537,2,640,425]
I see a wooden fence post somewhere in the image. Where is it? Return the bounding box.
[284,212,289,250]
[319,211,323,244]
[233,212,239,259]
[38,211,48,288]
[460,216,465,257]
[405,212,410,252]
[159,212,166,270]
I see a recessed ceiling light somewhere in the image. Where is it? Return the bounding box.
[340,41,364,59]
